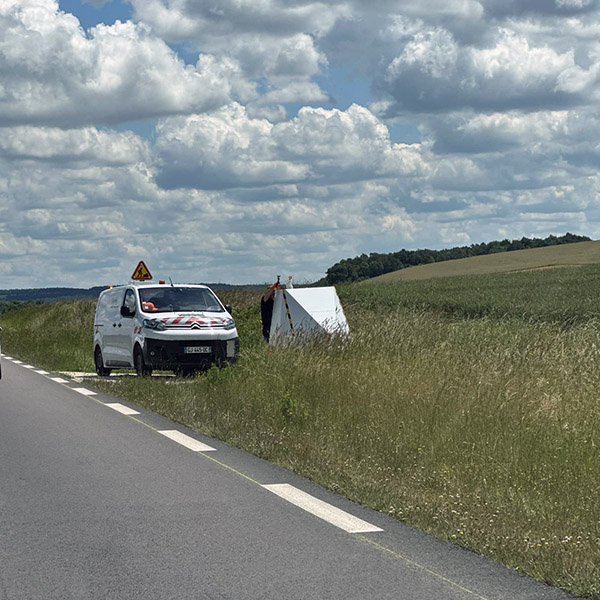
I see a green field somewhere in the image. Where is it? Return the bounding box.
[368,240,600,283]
[1,265,599,599]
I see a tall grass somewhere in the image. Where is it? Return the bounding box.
[1,299,95,371]
[348,264,600,325]
[1,273,599,598]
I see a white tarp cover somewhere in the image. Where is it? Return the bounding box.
[269,287,350,344]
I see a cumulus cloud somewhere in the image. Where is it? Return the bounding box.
[379,28,580,114]
[0,126,149,165]
[153,103,310,190]
[155,103,426,190]
[272,104,427,180]
[429,110,570,154]
[129,0,346,107]
[382,209,416,239]
[131,0,342,41]
[0,0,249,127]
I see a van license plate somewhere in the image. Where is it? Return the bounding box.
[184,346,211,354]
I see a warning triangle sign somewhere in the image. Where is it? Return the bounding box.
[131,261,152,281]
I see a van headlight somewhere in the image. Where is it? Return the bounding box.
[223,318,236,330]
[143,318,166,331]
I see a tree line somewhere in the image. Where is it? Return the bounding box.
[324,233,592,284]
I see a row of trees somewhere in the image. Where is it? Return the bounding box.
[325,233,591,284]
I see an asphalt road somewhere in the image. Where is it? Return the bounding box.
[0,356,578,600]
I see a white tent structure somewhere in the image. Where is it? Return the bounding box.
[269,287,350,345]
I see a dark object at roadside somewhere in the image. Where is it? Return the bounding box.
[261,285,276,342]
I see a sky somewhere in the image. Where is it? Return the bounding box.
[1,0,599,288]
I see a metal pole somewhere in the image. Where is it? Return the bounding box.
[280,287,294,334]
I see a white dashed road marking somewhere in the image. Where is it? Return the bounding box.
[12,360,23,364]
[263,483,383,534]
[35,370,49,375]
[105,403,140,415]
[23,365,35,369]
[158,430,216,452]
[72,387,97,396]
[50,377,69,384]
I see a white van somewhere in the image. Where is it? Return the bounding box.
[93,282,239,376]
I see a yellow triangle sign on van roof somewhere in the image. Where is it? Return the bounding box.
[131,261,152,281]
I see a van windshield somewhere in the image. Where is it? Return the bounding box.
[139,287,224,313]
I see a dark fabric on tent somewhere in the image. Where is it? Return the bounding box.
[261,296,274,341]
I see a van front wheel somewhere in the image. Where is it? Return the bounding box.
[134,346,152,377]
[94,347,112,377]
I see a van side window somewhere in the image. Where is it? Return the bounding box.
[122,289,137,316]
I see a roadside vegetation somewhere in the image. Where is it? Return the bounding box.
[0,299,42,314]
[1,267,599,599]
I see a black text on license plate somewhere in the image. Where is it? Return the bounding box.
[184,346,211,354]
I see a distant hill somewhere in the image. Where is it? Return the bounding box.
[324,233,591,284]
[0,287,107,303]
[366,240,600,283]
[0,283,263,304]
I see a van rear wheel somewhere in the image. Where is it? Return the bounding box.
[134,346,152,377]
[94,347,112,377]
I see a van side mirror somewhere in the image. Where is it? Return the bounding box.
[225,304,232,314]
[120,305,134,318]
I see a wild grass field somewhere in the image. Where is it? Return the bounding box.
[1,266,599,599]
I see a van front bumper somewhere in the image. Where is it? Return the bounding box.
[144,336,240,370]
